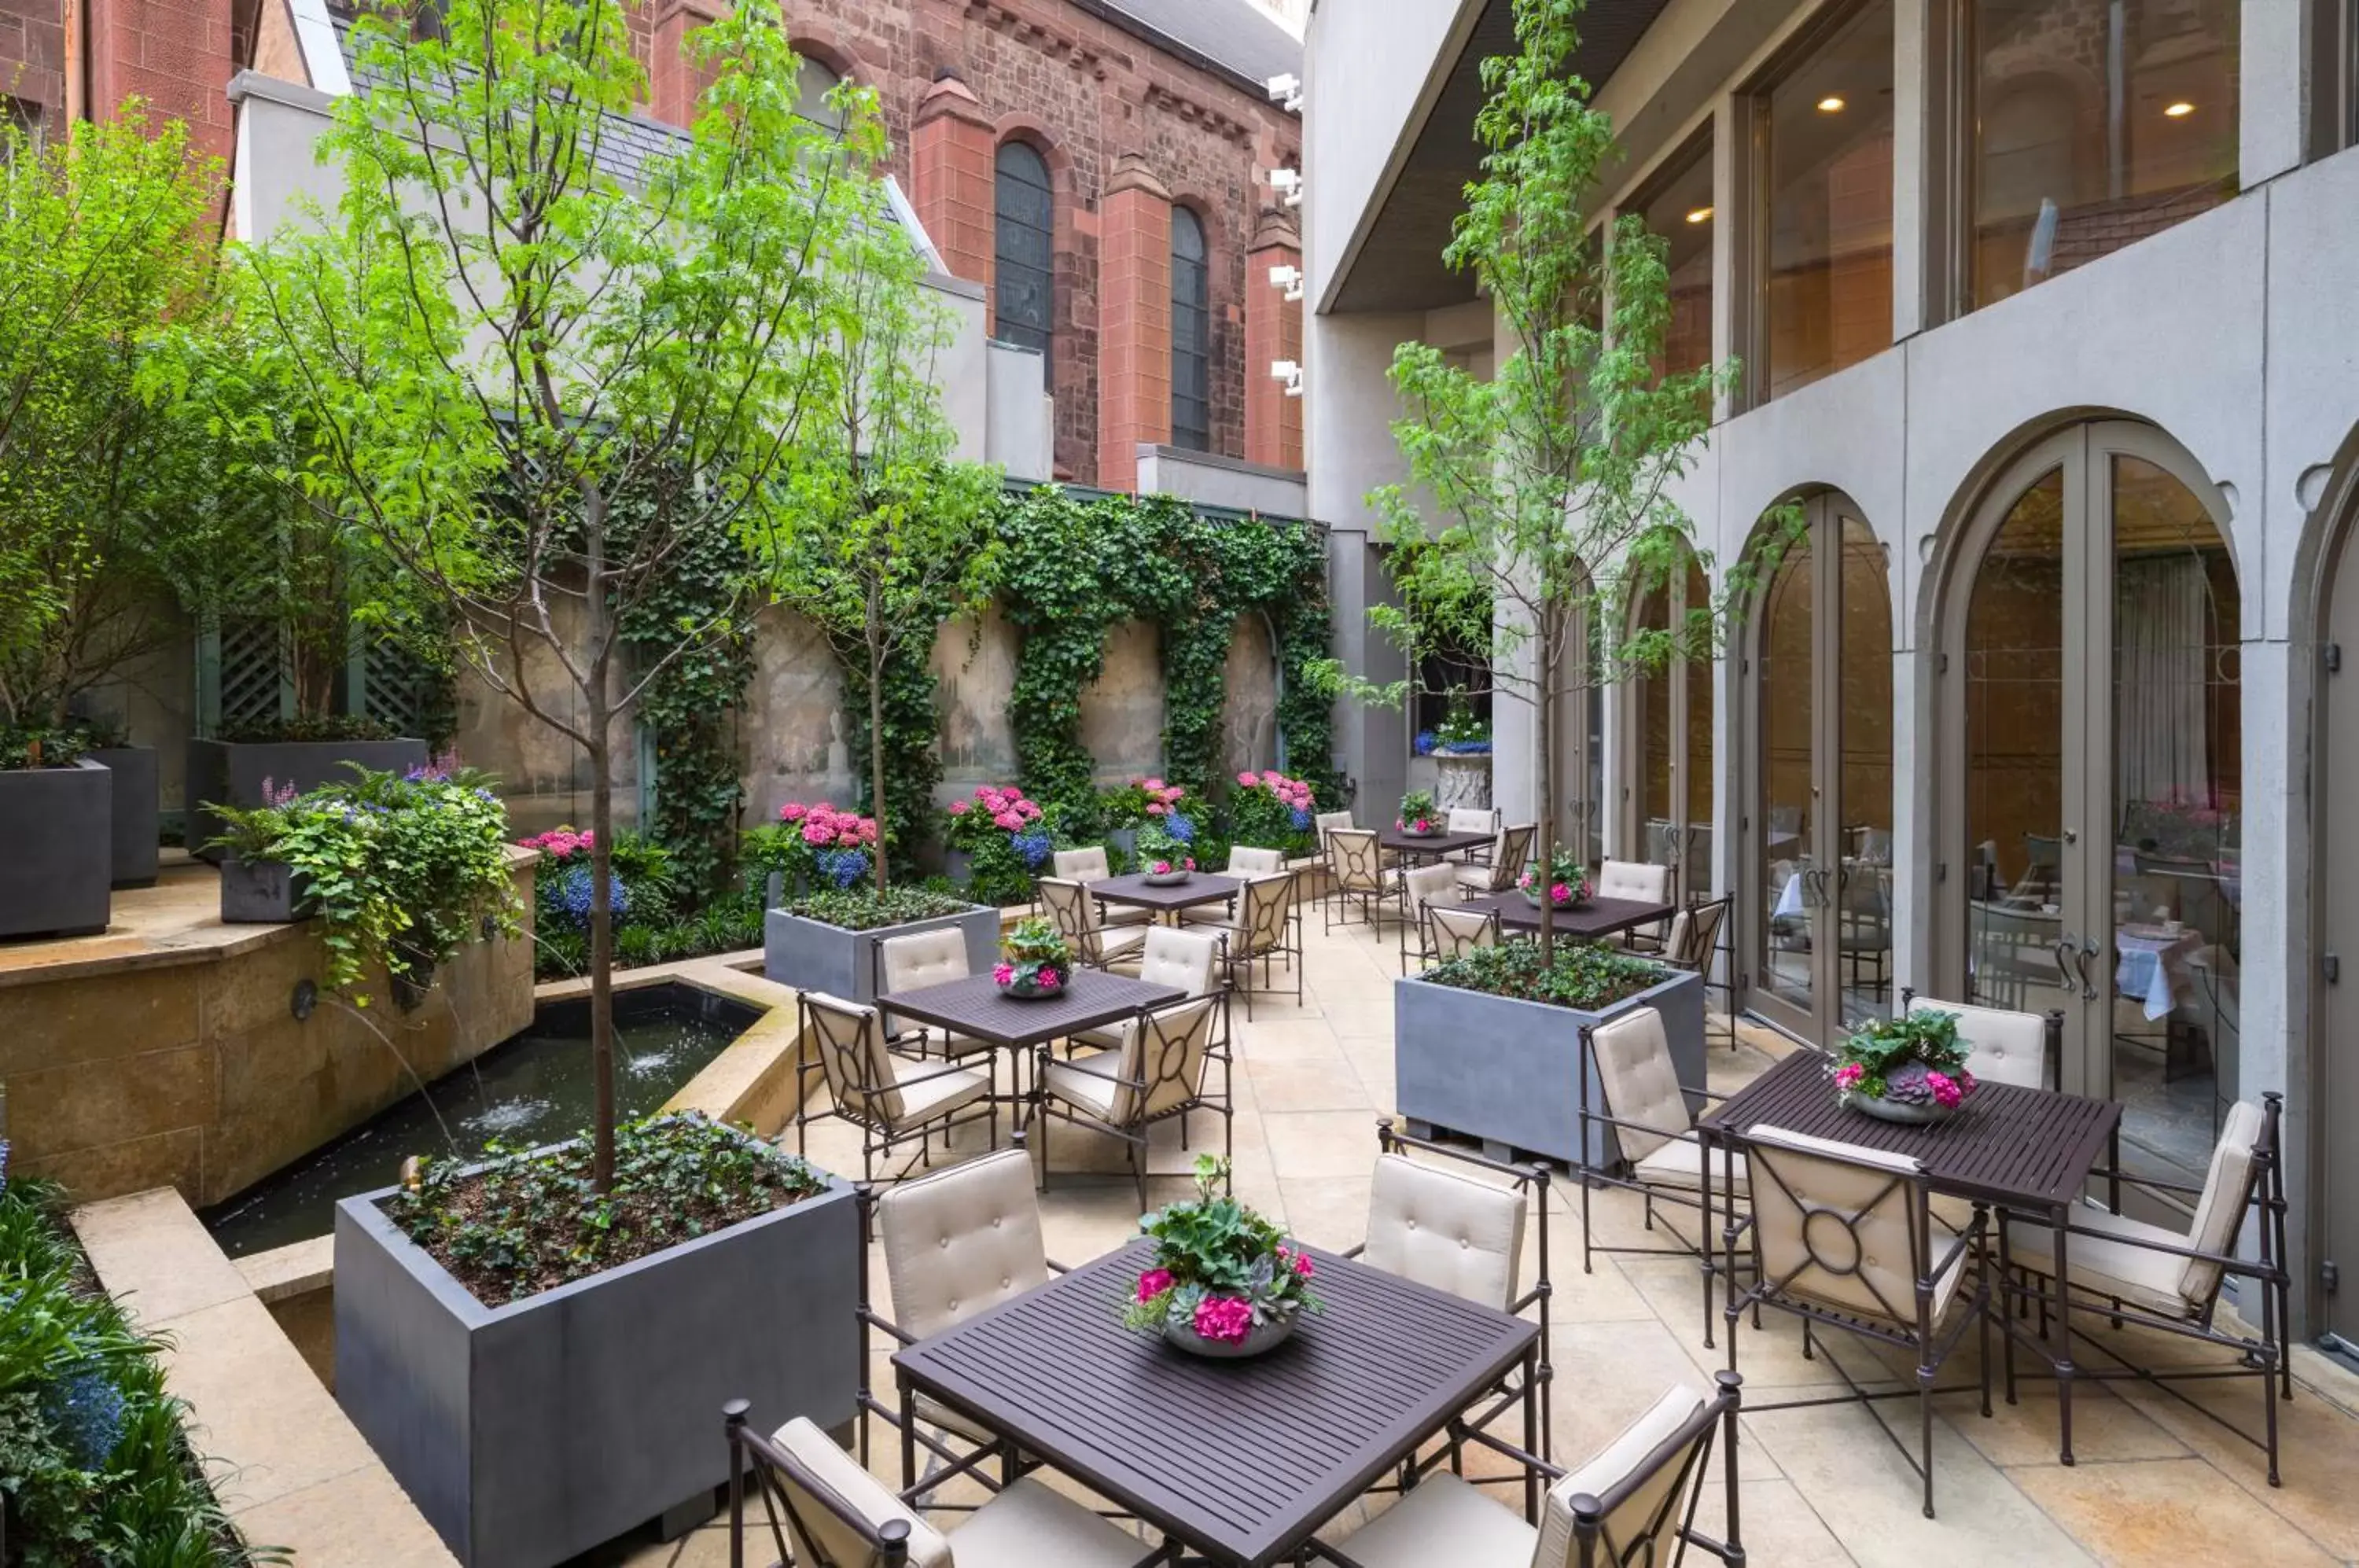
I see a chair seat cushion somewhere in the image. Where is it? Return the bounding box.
[952,1476,1155,1568]
[897,1065,992,1124]
[1538,1382,1711,1563]
[1328,1472,1536,1568]
[1095,926,1149,963]
[2004,1205,2195,1319]
[1042,1052,1123,1120]
[1178,903,1234,925]
[1102,904,1154,927]
[895,1025,996,1059]
[1452,863,1499,892]
[768,1416,953,1567]
[1632,1137,1749,1195]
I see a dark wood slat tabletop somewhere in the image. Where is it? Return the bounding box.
[1463,893,1676,940]
[894,1242,1538,1566]
[1374,827,1493,858]
[1697,1049,2121,1207]
[876,970,1186,1052]
[1088,871,1246,912]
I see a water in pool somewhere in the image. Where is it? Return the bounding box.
[201,985,756,1258]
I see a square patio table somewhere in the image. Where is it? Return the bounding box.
[892,1241,1540,1566]
[877,969,1187,1055]
[1089,870,1246,922]
[1374,826,1493,860]
[1463,892,1676,942]
[1697,1049,2122,1466]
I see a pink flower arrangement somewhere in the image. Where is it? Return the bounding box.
[776,801,878,848]
[947,799,970,816]
[992,962,1015,985]
[1276,1243,1314,1279]
[1121,1155,1323,1347]
[1136,1268,1173,1302]
[519,826,597,861]
[1923,1070,1965,1110]
[1832,1062,1864,1091]
[1151,859,1173,875]
[1192,1295,1256,1344]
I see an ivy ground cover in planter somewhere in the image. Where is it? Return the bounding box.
[1395,940,1704,1167]
[0,753,111,940]
[336,1113,856,1568]
[763,885,999,1005]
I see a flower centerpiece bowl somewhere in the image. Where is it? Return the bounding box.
[1396,789,1440,837]
[1136,823,1196,885]
[1123,1156,1321,1359]
[1517,845,1592,911]
[1832,1010,1978,1124]
[995,915,1072,1000]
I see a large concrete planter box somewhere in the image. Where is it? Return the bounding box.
[87,745,157,888]
[0,758,111,940]
[1395,966,1704,1169]
[185,736,429,863]
[335,1158,859,1568]
[764,900,999,1004]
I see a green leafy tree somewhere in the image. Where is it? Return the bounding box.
[1332,0,1774,958]
[0,109,229,734]
[212,0,883,1189]
[756,204,1001,886]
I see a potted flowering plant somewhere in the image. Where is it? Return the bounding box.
[1122,1155,1321,1359]
[1832,1010,1979,1124]
[1395,787,1440,836]
[995,915,1072,999]
[1135,822,1197,884]
[1227,768,1316,856]
[749,801,879,899]
[942,784,1054,904]
[1518,845,1592,911]
[1099,775,1188,860]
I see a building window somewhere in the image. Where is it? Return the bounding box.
[1966,0,2239,312]
[1751,1,1895,403]
[795,57,845,131]
[995,141,1054,385]
[1171,205,1211,453]
[1628,127,1715,387]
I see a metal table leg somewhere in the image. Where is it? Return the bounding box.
[2051,1198,2075,1465]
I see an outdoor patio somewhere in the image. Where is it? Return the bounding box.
[595,914,2359,1568]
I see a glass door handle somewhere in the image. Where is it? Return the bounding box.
[2079,937,2102,1001]
[2054,933,2080,991]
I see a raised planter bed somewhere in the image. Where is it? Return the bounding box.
[764,900,999,1004]
[185,736,428,863]
[86,744,157,888]
[218,856,311,924]
[334,1159,859,1568]
[0,757,111,940]
[1395,966,1705,1169]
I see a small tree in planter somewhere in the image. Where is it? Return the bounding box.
[1320,0,1782,960]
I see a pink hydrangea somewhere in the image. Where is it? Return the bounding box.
[948,800,970,816]
[1136,1268,1173,1301]
[1260,769,1283,785]
[1193,1295,1255,1344]
[1146,802,1168,815]
[992,810,1024,831]
[1833,1062,1864,1091]
[778,803,808,823]
[1145,778,1165,791]
[1238,771,1258,787]
[803,820,833,845]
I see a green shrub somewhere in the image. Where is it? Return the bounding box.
[1422,937,1664,1009]
[785,885,977,931]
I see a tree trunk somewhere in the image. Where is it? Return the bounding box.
[587,723,616,1191]
[866,580,889,893]
[1536,598,1559,966]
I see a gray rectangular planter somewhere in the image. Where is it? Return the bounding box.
[185,736,428,863]
[87,745,157,888]
[0,758,111,940]
[335,1159,860,1568]
[764,900,999,1004]
[219,856,311,924]
[1396,966,1705,1169]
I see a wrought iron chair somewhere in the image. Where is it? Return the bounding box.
[1723,1125,1993,1519]
[1577,1006,1748,1346]
[1417,900,1500,968]
[1997,1093,2291,1486]
[1210,871,1302,1015]
[1033,995,1226,1207]
[1325,827,1389,933]
[1302,1372,1746,1568]
[1597,858,1673,951]
[872,927,992,1062]
[795,992,997,1184]
[1345,1121,1555,1471]
[1899,989,2059,1090]
[1443,806,1501,864]
[1087,925,1230,1091]
[1658,895,1733,1047]
[1181,848,1294,954]
[1036,876,1147,969]
[1049,845,1151,926]
[723,1404,1160,1568]
[1395,861,1462,974]
[1454,821,1536,898]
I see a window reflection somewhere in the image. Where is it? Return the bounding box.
[1632,131,1715,385]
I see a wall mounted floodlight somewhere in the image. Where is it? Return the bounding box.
[1270,359,1304,397]
[1268,263,1305,302]
[1266,167,1304,209]
[1266,72,1303,112]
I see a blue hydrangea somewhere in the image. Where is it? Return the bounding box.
[1414,729,1437,756]
[1290,805,1314,830]
[1010,829,1055,869]
[815,848,870,889]
[0,1136,10,1184]
[554,864,629,927]
[1162,812,1197,845]
[41,1366,126,1470]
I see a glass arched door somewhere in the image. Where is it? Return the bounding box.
[1627,555,1716,899]
[1745,495,1894,1046]
[1941,422,2239,1201]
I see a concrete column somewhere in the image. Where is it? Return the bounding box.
[2241,0,2311,190]
[912,73,997,291]
[1096,154,1175,494]
[87,0,238,163]
[1891,0,1931,341]
[1246,210,1305,473]
[1709,94,1739,424]
[647,0,726,129]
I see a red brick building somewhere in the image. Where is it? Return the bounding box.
[0,0,1306,491]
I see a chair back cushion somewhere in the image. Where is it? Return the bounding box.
[765,1416,951,1568]
[1746,1125,1925,1330]
[1051,845,1111,882]
[1427,904,1497,960]
[1535,1383,1711,1568]
[877,1147,1048,1340]
[804,992,903,1124]
[1330,829,1384,892]
[1228,845,1287,874]
[878,926,969,996]
[1233,874,1296,958]
[1037,876,1098,937]
[1315,812,1356,852]
[1587,1007,1691,1161]
[1115,997,1220,1124]
[1363,1152,1525,1310]
[1680,897,1730,967]
[1599,859,1671,903]
[1138,926,1220,998]
[1447,807,1498,835]
[2179,1099,2266,1306]
[1908,994,2045,1089]
[1481,823,1536,893]
[1402,862,1457,914]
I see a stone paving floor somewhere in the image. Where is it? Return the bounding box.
[590,913,2359,1567]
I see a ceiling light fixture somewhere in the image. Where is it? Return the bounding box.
[1684,206,1713,225]
[1817,94,1846,112]
[2164,100,2195,118]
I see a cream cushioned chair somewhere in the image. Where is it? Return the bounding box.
[1084,926,1220,1048]
[1426,902,1500,960]
[1598,858,1673,950]
[1444,807,1500,862]
[745,1415,1154,1568]
[1362,1151,1525,1310]
[1905,993,2048,1089]
[1585,1007,1745,1195]
[1454,821,1534,896]
[1037,877,1147,968]
[1314,810,1355,849]
[797,992,994,1183]
[1049,846,1150,926]
[877,928,993,1059]
[1179,845,1286,926]
[1325,827,1388,932]
[1037,997,1224,1205]
[1209,872,1301,1015]
[1396,861,1460,973]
